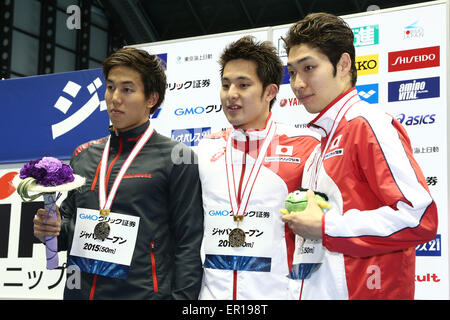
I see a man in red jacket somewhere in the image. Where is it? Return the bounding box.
[281,12,438,299]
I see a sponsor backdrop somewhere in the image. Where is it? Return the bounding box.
[0,1,447,299]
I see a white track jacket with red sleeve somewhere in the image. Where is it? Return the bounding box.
[298,87,438,300]
[198,114,319,300]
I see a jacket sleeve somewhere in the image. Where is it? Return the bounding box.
[168,144,204,299]
[322,115,438,257]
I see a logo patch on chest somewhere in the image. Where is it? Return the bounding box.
[324,148,344,160]
[265,156,300,163]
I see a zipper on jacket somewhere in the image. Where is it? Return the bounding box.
[150,241,159,293]
[299,279,304,300]
[91,135,123,191]
[89,274,98,300]
[233,270,238,300]
[105,136,123,193]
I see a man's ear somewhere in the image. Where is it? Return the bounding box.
[337,52,352,77]
[146,92,159,110]
[264,83,279,103]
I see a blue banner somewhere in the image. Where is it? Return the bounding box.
[204,254,271,272]
[0,69,109,163]
[171,127,211,147]
[388,76,440,102]
[416,234,441,257]
[282,66,290,85]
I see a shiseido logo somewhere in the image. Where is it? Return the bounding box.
[388,46,440,72]
[392,54,436,66]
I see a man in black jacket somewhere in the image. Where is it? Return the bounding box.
[33,47,204,300]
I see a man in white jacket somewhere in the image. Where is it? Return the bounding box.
[197,36,319,299]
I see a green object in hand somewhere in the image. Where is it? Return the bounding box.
[284,190,328,213]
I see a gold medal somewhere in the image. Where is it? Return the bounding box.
[229,228,246,247]
[94,221,110,241]
[100,209,110,216]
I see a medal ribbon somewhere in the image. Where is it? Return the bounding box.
[225,118,276,218]
[293,93,358,280]
[99,122,154,211]
[311,94,357,190]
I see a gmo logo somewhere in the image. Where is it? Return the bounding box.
[79,213,99,221]
[208,210,231,216]
[174,106,205,116]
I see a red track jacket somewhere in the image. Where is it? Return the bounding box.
[299,88,438,299]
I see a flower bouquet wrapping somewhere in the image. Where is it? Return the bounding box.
[13,157,85,269]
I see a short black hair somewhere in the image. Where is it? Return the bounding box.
[219,36,283,109]
[283,12,357,86]
[102,47,167,114]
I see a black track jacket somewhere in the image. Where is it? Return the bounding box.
[57,121,203,299]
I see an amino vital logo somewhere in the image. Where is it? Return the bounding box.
[355,54,378,76]
[388,77,439,102]
[388,46,439,72]
[352,25,379,47]
[356,83,379,104]
[171,127,211,147]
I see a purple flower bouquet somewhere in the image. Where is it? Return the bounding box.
[14,157,85,270]
[20,157,75,187]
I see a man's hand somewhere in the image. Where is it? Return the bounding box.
[34,206,62,243]
[281,190,324,240]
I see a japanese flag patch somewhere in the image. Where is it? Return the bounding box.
[275,145,293,156]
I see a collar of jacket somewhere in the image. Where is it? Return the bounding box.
[108,120,151,144]
[307,87,358,138]
[231,112,274,142]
